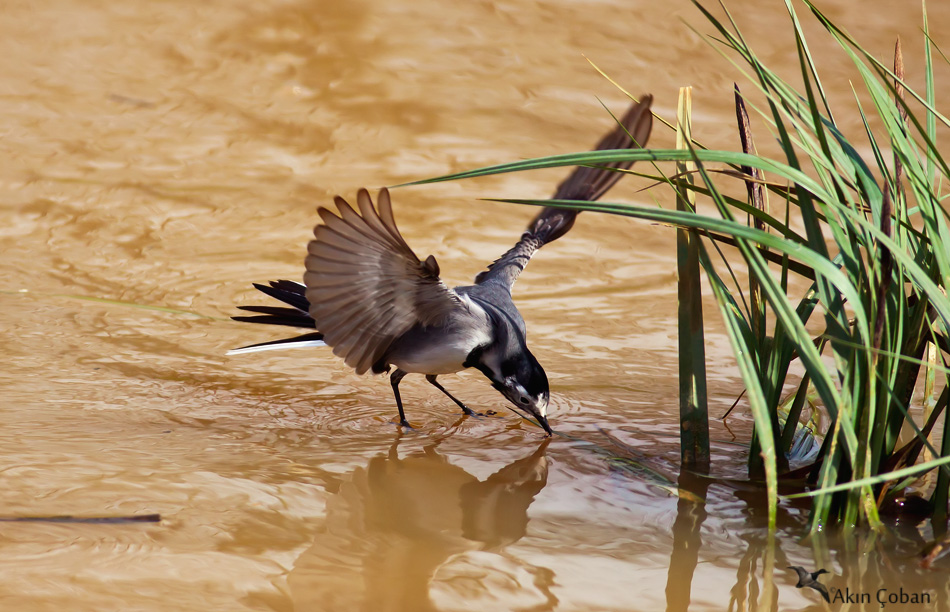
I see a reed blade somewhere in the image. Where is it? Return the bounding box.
[675,87,710,472]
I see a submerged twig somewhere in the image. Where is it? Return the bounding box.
[0,514,161,524]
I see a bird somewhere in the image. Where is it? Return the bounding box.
[228,96,654,434]
[286,435,551,610]
[788,566,830,603]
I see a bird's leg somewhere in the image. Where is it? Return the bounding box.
[425,375,478,416]
[390,369,411,428]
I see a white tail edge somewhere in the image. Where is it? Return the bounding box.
[226,339,327,356]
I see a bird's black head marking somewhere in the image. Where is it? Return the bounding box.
[479,348,550,435]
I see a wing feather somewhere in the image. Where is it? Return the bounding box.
[307,241,363,264]
[332,198,398,248]
[372,189,414,250]
[476,96,654,289]
[304,188,459,374]
[355,189,404,249]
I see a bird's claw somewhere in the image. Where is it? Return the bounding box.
[461,406,484,417]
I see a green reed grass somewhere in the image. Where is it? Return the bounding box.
[675,87,711,472]
[404,0,950,532]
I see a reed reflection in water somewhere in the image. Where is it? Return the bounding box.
[659,471,950,612]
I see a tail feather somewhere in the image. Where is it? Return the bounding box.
[227,331,326,355]
[229,279,324,355]
[251,280,310,312]
[237,305,310,317]
[232,313,318,329]
[234,304,317,329]
[232,280,314,329]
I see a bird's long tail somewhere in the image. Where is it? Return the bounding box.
[228,280,326,355]
[526,95,654,245]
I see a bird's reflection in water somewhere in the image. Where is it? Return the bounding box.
[287,432,552,611]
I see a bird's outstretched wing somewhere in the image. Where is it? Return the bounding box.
[475,95,654,290]
[788,566,808,587]
[304,188,459,374]
[531,94,655,243]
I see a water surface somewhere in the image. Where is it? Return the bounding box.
[1,0,949,609]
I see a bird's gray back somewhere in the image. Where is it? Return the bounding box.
[457,284,526,339]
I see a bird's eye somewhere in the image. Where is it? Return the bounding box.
[519,397,529,404]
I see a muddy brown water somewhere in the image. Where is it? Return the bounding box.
[2,0,950,610]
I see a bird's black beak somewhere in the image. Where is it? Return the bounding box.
[536,413,553,436]
[505,404,553,436]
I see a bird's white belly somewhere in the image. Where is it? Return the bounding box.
[389,294,492,375]
[390,335,476,375]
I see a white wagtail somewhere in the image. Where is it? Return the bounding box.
[229,97,653,435]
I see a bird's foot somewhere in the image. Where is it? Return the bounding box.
[460,405,484,418]
[394,417,414,430]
